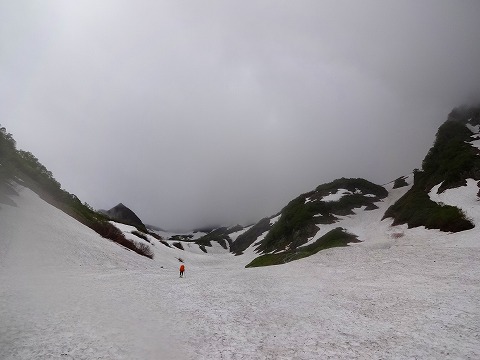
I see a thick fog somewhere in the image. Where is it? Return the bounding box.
[1,1,480,230]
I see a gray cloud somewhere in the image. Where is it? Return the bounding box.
[1,1,480,230]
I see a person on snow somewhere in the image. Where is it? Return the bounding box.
[179,263,185,278]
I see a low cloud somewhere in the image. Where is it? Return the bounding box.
[1,1,480,230]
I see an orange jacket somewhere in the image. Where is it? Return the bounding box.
[180,264,185,272]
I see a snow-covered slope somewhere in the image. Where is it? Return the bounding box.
[238,110,480,264]
[302,176,414,249]
[2,183,480,359]
[239,169,480,262]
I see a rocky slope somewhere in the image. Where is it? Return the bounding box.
[101,203,147,231]
[230,105,480,266]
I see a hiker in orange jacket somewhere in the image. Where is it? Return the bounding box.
[179,264,185,278]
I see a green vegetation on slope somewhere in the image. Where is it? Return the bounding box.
[255,197,320,254]
[420,119,480,192]
[246,227,358,267]
[256,178,387,254]
[383,186,473,232]
[314,178,388,198]
[384,106,480,232]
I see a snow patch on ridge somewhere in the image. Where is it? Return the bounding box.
[466,123,480,134]
[229,225,252,242]
[468,138,480,150]
[321,188,351,202]
[466,122,480,147]
[269,214,281,225]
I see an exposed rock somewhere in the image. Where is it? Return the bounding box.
[103,203,146,231]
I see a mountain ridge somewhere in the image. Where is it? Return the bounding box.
[2,104,480,266]
[99,203,147,232]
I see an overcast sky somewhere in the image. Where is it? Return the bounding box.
[1,1,480,230]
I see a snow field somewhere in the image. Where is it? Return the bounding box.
[174,245,480,359]
[1,183,480,359]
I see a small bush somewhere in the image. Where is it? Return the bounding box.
[169,234,193,241]
[393,176,409,189]
[135,242,154,259]
[383,188,474,232]
[159,239,171,248]
[148,232,163,241]
[172,242,184,250]
[132,230,149,242]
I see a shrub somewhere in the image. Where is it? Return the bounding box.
[393,176,409,189]
[135,242,154,259]
[159,239,171,248]
[383,188,474,232]
[132,230,150,242]
[169,234,194,241]
[0,126,17,184]
[89,221,154,259]
[172,242,184,250]
[148,232,163,241]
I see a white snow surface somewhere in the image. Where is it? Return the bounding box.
[468,137,480,150]
[466,123,480,134]
[269,214,281,225]
[228,225,253,242]
[321,188,352,202]
[466,122,480,148]
[1,184,480,359]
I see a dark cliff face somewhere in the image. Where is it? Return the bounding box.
[105,203,146,231]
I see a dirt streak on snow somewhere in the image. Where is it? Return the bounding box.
[1,184,480,359]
